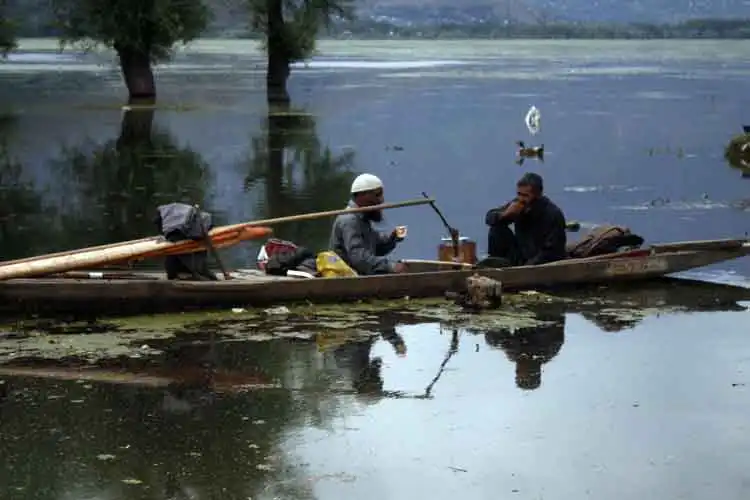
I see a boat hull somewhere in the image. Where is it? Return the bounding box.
[0,243,748,316]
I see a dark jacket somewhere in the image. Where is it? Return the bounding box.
[329,201,399,275]
[485,196,567,265]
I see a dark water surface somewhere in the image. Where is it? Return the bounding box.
[1,39,750,499]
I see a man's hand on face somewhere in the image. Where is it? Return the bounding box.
[504,199,526,218]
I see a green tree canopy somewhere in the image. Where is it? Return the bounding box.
[246,0,354,102]
[52,0,211,98]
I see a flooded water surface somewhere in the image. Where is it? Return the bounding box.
[1,39,750,499]
[1,281,750,499]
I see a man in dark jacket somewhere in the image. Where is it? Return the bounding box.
[483,172,567,267]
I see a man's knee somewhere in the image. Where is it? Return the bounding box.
[488,225,515,255]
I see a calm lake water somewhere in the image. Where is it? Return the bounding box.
[1,39,750,499]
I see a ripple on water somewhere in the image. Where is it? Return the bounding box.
[613,200,732,211]
[564,185,652,193]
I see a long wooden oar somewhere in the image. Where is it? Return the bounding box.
[0,198,434,280]
[215,197,433,233]
[0,198,433,267]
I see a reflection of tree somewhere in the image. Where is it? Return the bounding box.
[0,114,59,260]
[0,379,315,499]
[724,133,750,179]
[244,102,357,253]
[484,313,565,391]
[51,102,215,249]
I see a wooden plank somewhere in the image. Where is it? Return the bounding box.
[0,226,272,281]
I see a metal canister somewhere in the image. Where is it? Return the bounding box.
[438,236,477,264]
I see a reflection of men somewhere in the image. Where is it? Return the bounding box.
[332,327,408,394]
[329,173,408,275]
[484,315,565,390]
[483,172,567,267]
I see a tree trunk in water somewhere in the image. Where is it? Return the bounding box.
[266,0,290,105]
[113,104,155,237]
[117,103,155,151]
[265,103,288,218]
[117,47,156,100]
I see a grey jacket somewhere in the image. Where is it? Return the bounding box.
[329,201,399,275]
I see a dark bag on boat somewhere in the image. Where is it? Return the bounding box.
[154,202,213,242]
[566,224,644,258]
[264,246,316,276]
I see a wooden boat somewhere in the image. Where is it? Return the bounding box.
[0,237,748,316]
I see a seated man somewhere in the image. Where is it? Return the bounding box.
[329,173,408,275]
[483,172,567,267]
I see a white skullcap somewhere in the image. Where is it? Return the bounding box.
[350,173,383,194]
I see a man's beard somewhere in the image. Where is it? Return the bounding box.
[365,210,384,223]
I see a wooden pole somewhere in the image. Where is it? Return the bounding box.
[0,198,434,267]
[211,197,434,232]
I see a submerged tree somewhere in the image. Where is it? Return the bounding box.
[52,0,210,100]
[246,0,354,103]
[244,102,357,251]
[51,106,213,248]
[0,0,16,55]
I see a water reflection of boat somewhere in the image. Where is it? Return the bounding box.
[1,238,748,316]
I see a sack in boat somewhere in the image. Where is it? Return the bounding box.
[263,244,316,276]
[566,224,645,258]
[316,251,358,278]
[154,203,213,242]
[257,238,302,271]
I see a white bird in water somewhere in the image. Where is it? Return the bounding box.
[525,105,541,135]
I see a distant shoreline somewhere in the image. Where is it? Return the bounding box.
[9,18,750,42]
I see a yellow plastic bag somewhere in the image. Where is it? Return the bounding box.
[316,251,358,278]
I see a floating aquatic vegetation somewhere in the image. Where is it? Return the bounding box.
[0,289,738,364]
[411,303,558,330]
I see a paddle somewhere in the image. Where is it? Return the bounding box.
[195,204,232,281]
[421,192,461,263]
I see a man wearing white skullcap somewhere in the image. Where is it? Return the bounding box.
[328,173,408,275]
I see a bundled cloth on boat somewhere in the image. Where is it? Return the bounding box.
[566,224,644,258]
[154,203,217,281]
[155,203,213,242]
